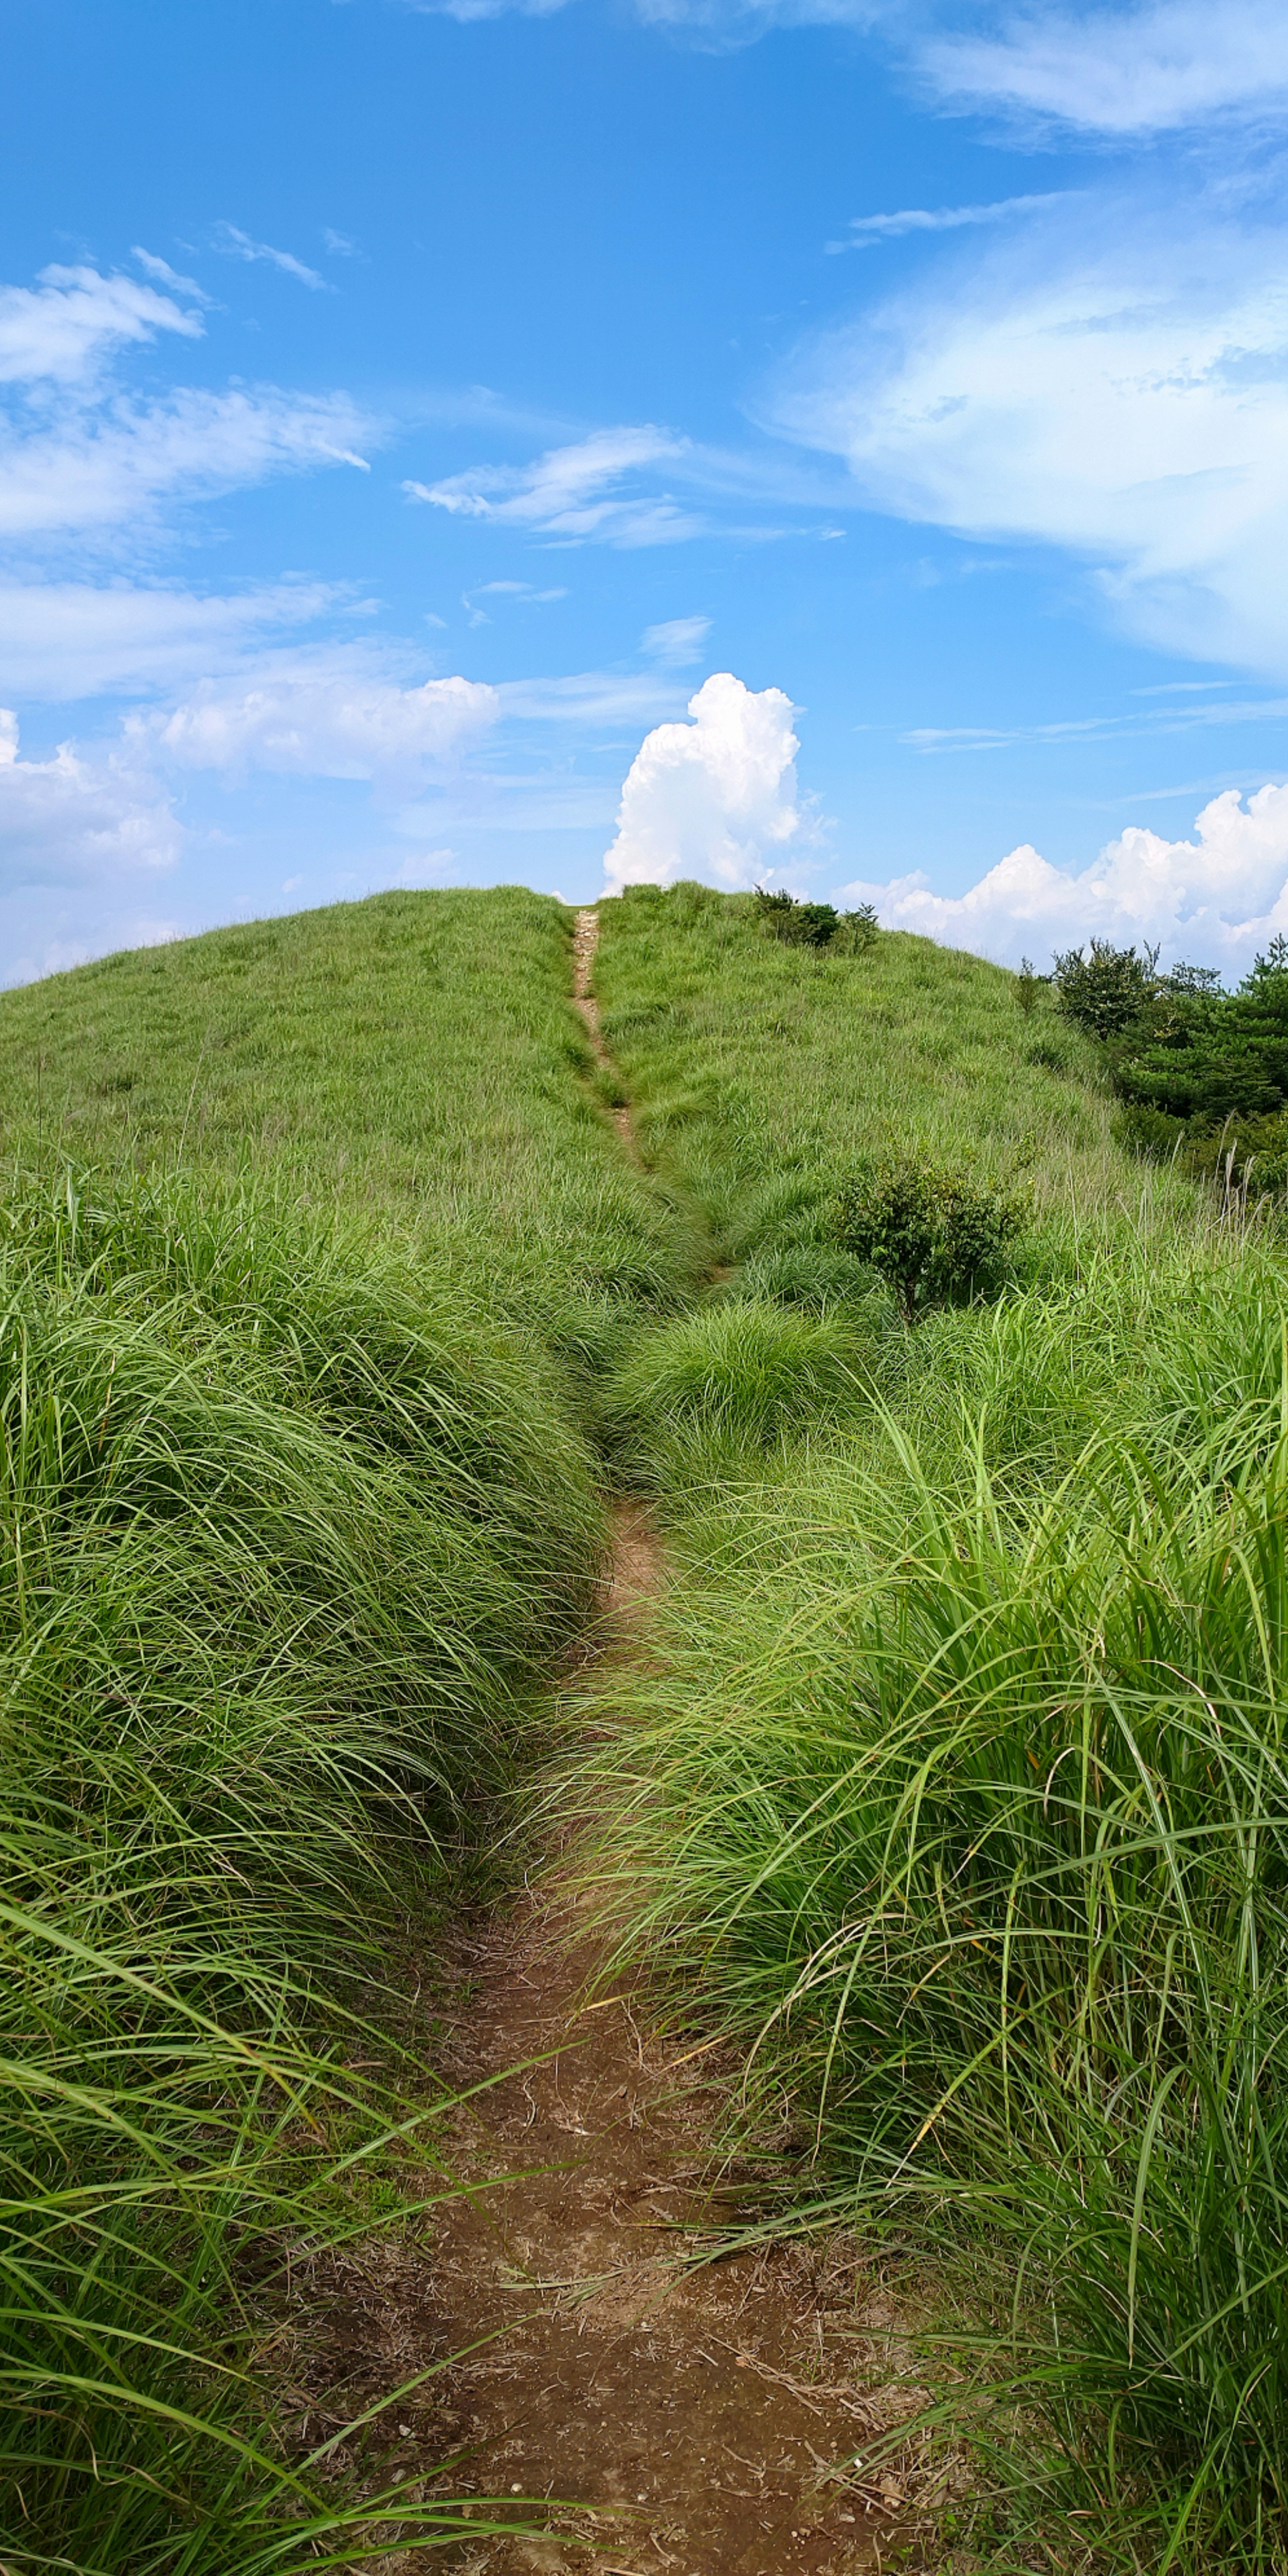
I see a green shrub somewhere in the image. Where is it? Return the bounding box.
[1052,937,1159,1038]
[834,1157,1021,1321]
[1014,953,1042,1016]
[753,888,840,949]
[831,903,879,956]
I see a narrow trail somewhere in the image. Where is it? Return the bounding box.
[361,1509,914,2576]
[572,907,639,1163]
[320,916,920,2573]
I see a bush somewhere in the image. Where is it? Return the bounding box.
[834,1157,1021,1321]
[1014,954,1042,1016]
[1052,937,1159,1038]
[753,888,840,949]
[833,903,879,956]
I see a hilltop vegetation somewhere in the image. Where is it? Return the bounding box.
[2,878,1283,2574]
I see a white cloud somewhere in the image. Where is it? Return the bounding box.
[131,247,209,299]
[322,229,361,258]
[643,615,712,665]
[769,196,1288,681]
[0,580,339,699]
[0,708,180,892]
[494,667,686,726]
[149,668,498,779]
[407,427,702,545]
[0,384,371,538]
[211,224,329,291]
[406,421,843,546]
[603,671,802,893]
[921,0,1288,136]
[844,781,1288,972]
[0,263,202,385]
[398,0,1288,124]
[829,195,1064,253]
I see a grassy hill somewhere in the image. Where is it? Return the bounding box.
[0,881,1280,2574]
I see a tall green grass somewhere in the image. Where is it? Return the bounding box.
[579,1214,1288,2563]
[0,1158,606,2569]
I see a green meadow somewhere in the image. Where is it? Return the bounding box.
[3,879,1286,2572]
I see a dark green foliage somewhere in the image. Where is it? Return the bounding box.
[1069,936,1288,1195]
[834,1157,1021,1320]
[1052,936,1160,1038]
[1014,954,1042,1016]
[833,902,879,955]
[753,887,840,948]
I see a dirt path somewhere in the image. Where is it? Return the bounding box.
[572,907,639,1161]
[322,1509,919,2575]
[310,926,925,2571]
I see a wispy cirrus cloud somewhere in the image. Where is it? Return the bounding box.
[0,263,203,385]
[767,191,1288,682]
[0,382,372,542]
[919,0,1288,136]
[642,614,712,666]
[827,194,1065,253]
[407,422,848,547]
[210,223,330,289]
[131,247,210,300]
[407,426,703,545]
[0,580,344,700]
[400,0,1288,135]
[902,692,1288,754]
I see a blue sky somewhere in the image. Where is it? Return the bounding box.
[2,0,1288,982]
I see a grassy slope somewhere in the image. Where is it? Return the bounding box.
[0,890,692,2574]
[595,881,1140,1260]
[0,887,687,1331]
[581,889,1288,2571]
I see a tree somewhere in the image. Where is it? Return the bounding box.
[835,1158,1021,1323]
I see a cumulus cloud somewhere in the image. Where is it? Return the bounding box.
[921,0,1288,135]
[0,263,202,384]
[845,781,1288,973]
[769,195,1288,681]
[149,668,498,779]
[603,672,802,893]
[0,709,180,892]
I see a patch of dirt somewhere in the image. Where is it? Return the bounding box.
[309,1507,932,2573]
[572,907,638,1161]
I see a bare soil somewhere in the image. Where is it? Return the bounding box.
[572,907,638,1160]
[305,1509,929,2575]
